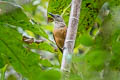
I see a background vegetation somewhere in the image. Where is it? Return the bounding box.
[0,0,120,80]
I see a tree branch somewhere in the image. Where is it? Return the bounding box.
[61,0,82,72]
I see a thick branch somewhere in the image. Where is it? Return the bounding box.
[61,0,82,71]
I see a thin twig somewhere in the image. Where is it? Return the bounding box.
[61,2,72,17]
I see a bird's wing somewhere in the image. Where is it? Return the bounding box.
[53,26,67,53]
[53,34,63,53]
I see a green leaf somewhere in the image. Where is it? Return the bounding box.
[0,1,48,39]
[40,59,53,67]
[110,42,120,70]
[79,34,94,46]
[29,42,55,53]
[0,57,5,68]
[85,49,109,71]
[0,1,48,80]
[40,70,61,80]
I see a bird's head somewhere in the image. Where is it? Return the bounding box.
[48,12,64,22]
[48,12,66,28]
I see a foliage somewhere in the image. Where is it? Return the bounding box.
[0,0,120,80]
[48,0,120,80]
[0,1,60,80]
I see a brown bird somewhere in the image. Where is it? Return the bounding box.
[49,13,67,53]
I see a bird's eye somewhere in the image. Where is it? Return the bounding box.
[57,15,60,17]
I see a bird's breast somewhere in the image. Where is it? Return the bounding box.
[53,27,67,49]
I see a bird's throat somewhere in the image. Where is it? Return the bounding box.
[54,21,66,29]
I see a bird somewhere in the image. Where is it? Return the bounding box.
[48,13,67,53]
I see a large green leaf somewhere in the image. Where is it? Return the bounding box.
[0,1,59,80]
[29,42,55,53]
[0,1,48,39]
[0,21,42,80]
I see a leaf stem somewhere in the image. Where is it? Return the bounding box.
[1,64,8,80]
[61,2,72,17]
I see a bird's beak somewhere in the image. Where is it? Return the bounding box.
[48,12,56,18]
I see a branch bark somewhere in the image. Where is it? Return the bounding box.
[61,0,82,72]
